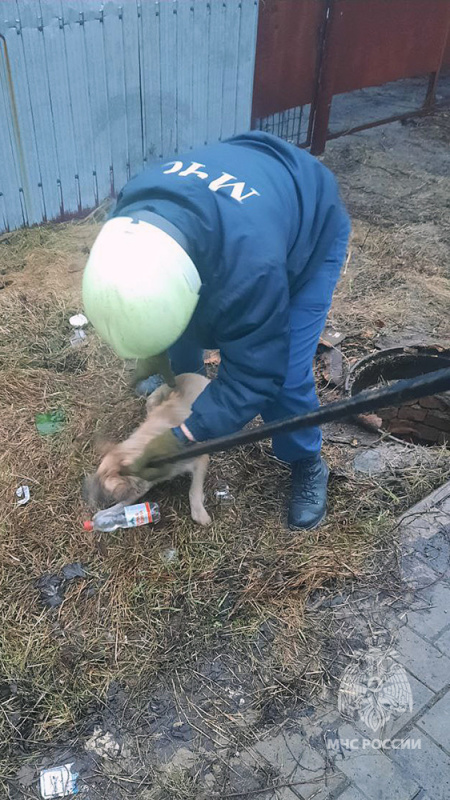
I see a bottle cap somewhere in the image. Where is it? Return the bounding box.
[69,313,88,328]
[83,520,94,532]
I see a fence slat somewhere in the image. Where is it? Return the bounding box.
[191,0,210,148]
[221,0,241,139]
[58,0,96,210]
[207,0,226,143]
[102,0,128,192]
[159,0,178,157]
[38,0,79,215]
[140,0,162,164]
[121,0,142,179]
[235,0,259,134]
[176,0,194,154]
[76,0,113,204]
[0,53,25,230]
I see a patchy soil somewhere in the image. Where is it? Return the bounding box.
[324,110,450,345]
[1,111,450,799]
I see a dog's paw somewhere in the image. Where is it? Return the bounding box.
[191,507,212,526]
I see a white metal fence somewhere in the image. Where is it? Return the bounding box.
[0,0,259,232]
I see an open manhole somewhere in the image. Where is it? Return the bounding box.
[346,346,450,446]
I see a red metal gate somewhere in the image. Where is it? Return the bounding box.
[252,0,326,118]
[252,0,450,154]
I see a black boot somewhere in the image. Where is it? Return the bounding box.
[288,454,329,530]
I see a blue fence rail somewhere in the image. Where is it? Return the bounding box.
[0,0,259,232]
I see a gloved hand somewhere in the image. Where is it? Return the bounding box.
[122,429,189,482]
[130,352,176,390]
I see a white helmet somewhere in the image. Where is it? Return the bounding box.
[82,216,201,359]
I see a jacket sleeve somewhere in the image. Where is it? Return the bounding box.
[184,265,290,441]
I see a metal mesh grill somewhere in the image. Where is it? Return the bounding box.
[253,105,310,147]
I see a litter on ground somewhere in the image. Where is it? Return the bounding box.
[15,484,30,505]
[39,763,78,799]
[35,409,66,436]
[69,314,88,328]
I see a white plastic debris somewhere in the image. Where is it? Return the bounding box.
[85,726,120,759]
[225,685,244,699]
[69,313,88,328]
[69,314,88,347]
[215,481,234,503]
[160,547,178,565]
[69,328,87,347]
[15,485,30,506]
[39,763,78,798]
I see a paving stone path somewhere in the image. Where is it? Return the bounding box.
[239,482,450,800]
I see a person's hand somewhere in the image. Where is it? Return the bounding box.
[122,429,188,482]
[130,352,176,389]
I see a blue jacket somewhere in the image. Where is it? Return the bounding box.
[113,132,347,441]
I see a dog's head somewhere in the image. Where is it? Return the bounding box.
[83,442,150,510]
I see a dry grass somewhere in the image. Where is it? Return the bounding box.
[331,219,450,339]
[324,113,450,343]
[1,215,450,787]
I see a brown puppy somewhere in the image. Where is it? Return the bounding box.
[84,373,211,525]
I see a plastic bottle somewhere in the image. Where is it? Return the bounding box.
[84,501,161,532]
[69,313,88,348]
[214,481,235,505]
